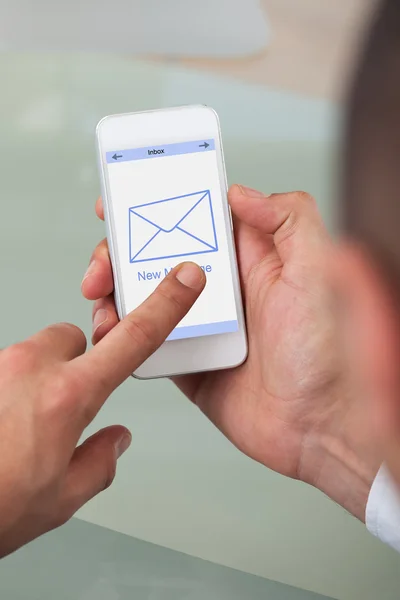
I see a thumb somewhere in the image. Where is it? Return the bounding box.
[59,426,131,523]
[229,185,330,266]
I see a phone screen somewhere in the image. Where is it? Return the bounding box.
[105,138,239,341]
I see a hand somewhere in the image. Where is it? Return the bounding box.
[0,262,205,558]
[83,185,380,520]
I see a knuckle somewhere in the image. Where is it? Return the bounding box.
[155,285,184,313]
[293,191,316,207]
[56,322,84,336]
[276,191,316,244]
[55,322,87,349]
[123,315,159,349]
[2,341,39,373]
[42,368,84,417]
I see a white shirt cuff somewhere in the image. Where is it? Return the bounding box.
[366,464,400,552]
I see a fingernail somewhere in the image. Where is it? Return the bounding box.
[239,185,267,198]
[116,432,132,459]
[175,262,205,289]
[82,260,96,285]
[92,308,108,334]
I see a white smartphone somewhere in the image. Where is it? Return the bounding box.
[96,105,247,379]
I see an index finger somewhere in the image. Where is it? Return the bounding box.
[75,262,206,419]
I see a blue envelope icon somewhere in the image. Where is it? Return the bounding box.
[129,190,218,264]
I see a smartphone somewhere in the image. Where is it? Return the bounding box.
[96,105,247,379]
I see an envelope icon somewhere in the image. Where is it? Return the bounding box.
[129,190,218,263]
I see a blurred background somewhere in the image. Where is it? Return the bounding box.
[1,1,399,599]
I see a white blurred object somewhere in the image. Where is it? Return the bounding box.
[0,0,270,58]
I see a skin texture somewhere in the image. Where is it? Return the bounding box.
[83,185,381,521]
[0,262,205,558]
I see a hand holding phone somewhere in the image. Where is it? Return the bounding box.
[0,263,205,558]
[85,186,366,519]
[96,105,248,379]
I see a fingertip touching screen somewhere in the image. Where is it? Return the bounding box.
[105,138,239,341]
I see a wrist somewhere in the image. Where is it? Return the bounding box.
[298,397,381,522]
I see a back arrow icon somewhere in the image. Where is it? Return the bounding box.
[112,153,123,160]
[199,142,210,149]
